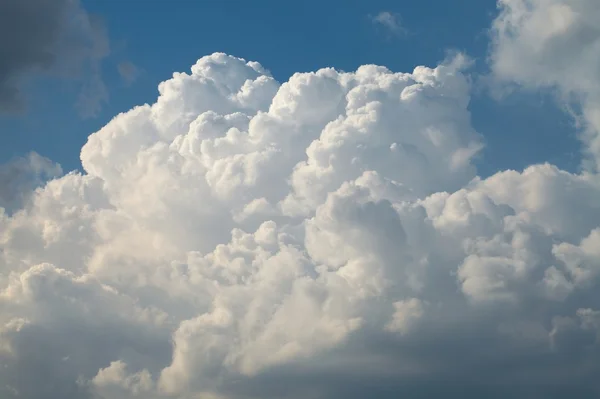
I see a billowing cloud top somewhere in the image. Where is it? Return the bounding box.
[2,2,600,398]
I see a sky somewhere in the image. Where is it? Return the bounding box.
[2,0,600,398]
[1,0,580,176]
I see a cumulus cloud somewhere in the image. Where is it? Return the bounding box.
[0,0,109,116]
[1,5,600,397]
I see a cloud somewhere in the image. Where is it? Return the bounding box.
[0,152,62,214]
[1,6,600,396]
[490,0,600,171]
[0,0,109,116]
[118,61,140,86]
[370,11,407,37]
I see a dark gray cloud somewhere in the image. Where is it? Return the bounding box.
[0,0,109,116]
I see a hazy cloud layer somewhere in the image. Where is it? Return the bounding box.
[1,2,600,398]
[0,0,109,116]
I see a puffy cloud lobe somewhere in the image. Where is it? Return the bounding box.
[0,263,170,399]
[1,47,600,399]
[92,361,154,397]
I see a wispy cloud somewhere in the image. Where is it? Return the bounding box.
[370,11,407,37]
[117,61,140,86]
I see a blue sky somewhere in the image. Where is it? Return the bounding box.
[1,0,580,176]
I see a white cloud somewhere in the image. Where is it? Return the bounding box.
[385,298,425,334]
[1,9,600,396]
[490,0,600,171]
[93,360,154,397]
[371,11,407,37]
